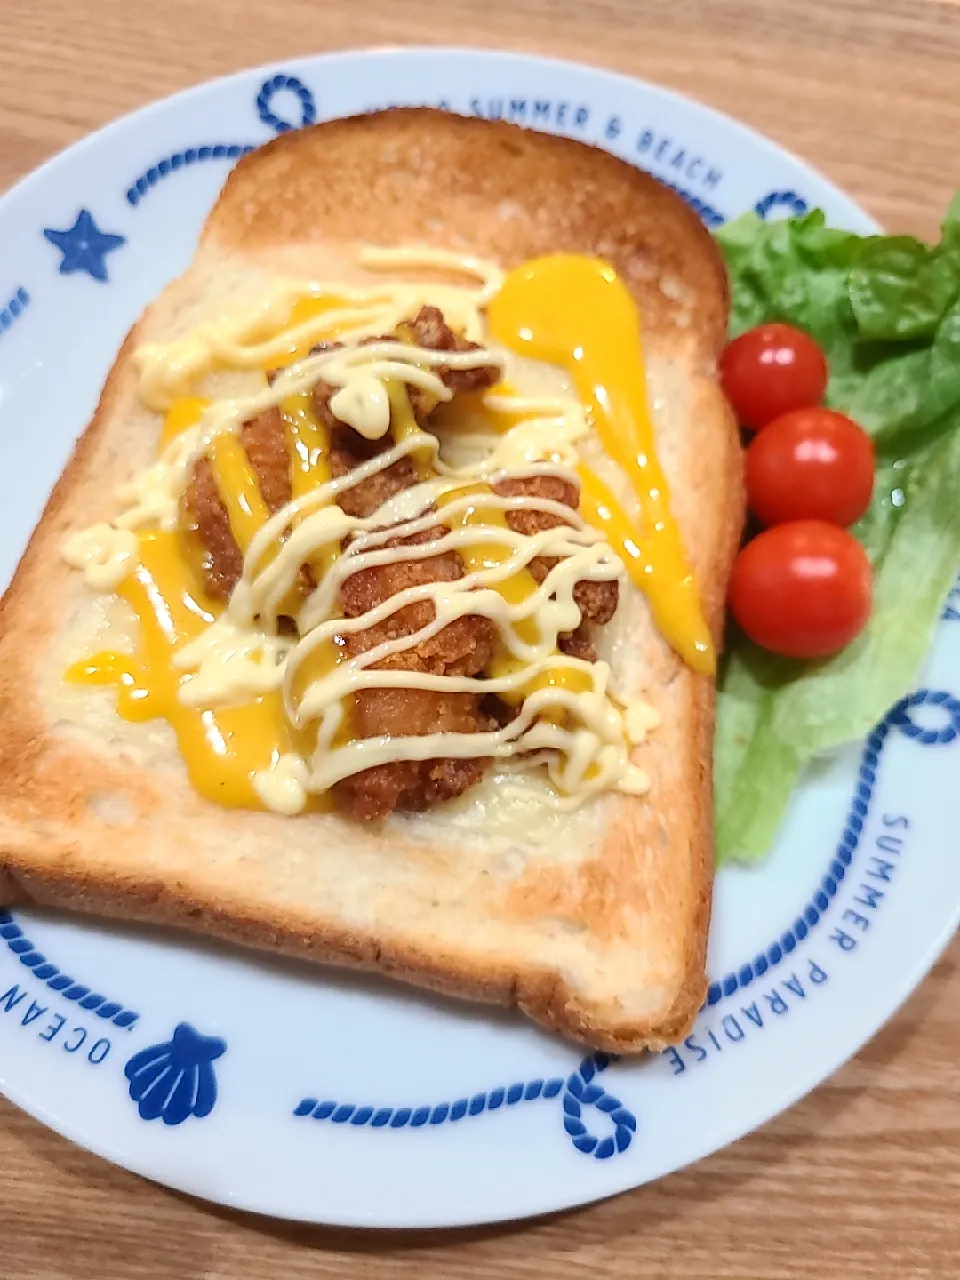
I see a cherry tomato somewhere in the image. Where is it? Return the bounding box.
[728,521,872,659]
[720,323,828,431]
[745,407,875,529]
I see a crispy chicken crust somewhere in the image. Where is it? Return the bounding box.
[180,309,618,819]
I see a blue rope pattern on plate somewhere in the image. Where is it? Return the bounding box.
[124,75,317,206]
[755,189,809,219]
[0,287,29,336]
[705,688,960,1008]
[0,909,139,1028]
[941,576,960,621]
[125,145,256,207]
[294,1052,637,1159]
[256,73,317,133]
[645,174,726,228]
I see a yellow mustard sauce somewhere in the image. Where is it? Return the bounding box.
[435,485,583,720]
[64,253,695,814]
[279,388,341,589]
[264,294,354,367]
[487,253,714,674]
[64,529,312,809]
[66,397,328,810]
[207,435,272,555]
[159,395,210,448]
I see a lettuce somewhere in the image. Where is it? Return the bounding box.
[714,198,960,863]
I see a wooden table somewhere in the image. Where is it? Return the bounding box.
[1,1,958,1275]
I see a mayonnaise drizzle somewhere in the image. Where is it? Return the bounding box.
[299,666,644,802]
[135,247,501,412]
[62,524,139,590]
[67,246,660,813]
[205,455,632,800]
[457,390,591,471]
[358,245,505,304]
[172,617,293,707]
[329,375,391,440]
[251,752,311,816]
[116,339,502,535]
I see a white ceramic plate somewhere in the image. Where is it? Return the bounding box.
[0,47,957,1230]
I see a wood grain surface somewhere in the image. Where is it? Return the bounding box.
[1,1,959,1275]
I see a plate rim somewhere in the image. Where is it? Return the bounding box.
[2,893,956,1230]
[2,44,954,1231]
[0,44,882,235]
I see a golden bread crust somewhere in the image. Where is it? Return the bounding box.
[0,109,741,1052]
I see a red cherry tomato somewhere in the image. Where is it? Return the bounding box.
[745,407,875,529]
[720,323,828,431]
[728,521,872,659]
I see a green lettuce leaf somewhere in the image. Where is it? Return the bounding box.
[714,200,960,864]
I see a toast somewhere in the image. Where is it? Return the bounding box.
[0,109,741,1052]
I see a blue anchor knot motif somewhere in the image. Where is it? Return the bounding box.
[754,189,809,220]
[562,1054,636,1157]
[126,74,317,206]
[293,1052,638,1161]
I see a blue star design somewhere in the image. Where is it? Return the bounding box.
[42,209,126,283]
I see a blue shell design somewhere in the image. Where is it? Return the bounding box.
[124,1023,226,1125]
[294,1052,636,1160]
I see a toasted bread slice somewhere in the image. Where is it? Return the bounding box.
[0,110,740,1052]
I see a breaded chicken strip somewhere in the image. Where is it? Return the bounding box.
[328,431,497,822]
[492,474,619,661]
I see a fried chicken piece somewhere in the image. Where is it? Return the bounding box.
[340,526,494,677]
[493,474,578,539]
[183,395,494,818]
[492,475,620,628]
[333,693,491,822]
[407,305,501,393]
[182,457,244,600]
[404,305,500,423]
[179,309,613,820]
[558,625,597,664]
[331,432,496,821]
[241,406,291,511]
[322,410,421,519]
[186,309,496,595]
[183,408,292,599]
